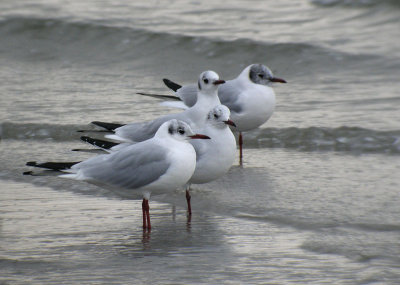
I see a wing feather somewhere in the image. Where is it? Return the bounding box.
[71,142,170,189]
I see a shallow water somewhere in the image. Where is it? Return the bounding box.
[1,0,400,284]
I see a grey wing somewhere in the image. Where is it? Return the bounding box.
[74,142,170,189]
[218,80,243,113]
[115,113,181,142]
[176,84,198,107]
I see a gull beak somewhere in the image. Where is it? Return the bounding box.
[213,80,226,85]
[270,77,287,83]
[223,119,236,127]
[189,134,211,140]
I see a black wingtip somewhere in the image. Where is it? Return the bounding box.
[23,171,33,175]
[71,148,107,153]
[163,78,182,92]
[91,121,124,131]
[136,92,181,101]
[80,135,119,150]
[26,161,79,171]
[77,129,113,133]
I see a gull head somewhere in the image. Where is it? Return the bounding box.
[160,119,210,141]
[197,70,225,93]
[248,64,287,86]
[207,105,236,128]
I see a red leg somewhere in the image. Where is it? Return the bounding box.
[239,132,243,165]
[142,198,147,229]
[145,199,151,230]
[186,188,192,216]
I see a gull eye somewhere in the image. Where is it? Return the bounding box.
[258,73,264,78]
[178,128,185,135]
[203,78,209,84]
[214,114,219,119]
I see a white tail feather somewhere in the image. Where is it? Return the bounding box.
[105,134,132,142]
[160,101,188,110]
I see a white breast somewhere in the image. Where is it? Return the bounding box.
[232,85,276,132]
[144,141,196,196]
[189,127,236,184]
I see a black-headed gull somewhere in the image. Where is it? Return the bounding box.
[75,105,237,216]
[91,70,225,143]
[185,105,236,214]
[141,64,286,164]
[26,120,210,230]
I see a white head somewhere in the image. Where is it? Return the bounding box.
[241,64,286,86]
[206,105,236,129]
[197,70,225,93]
[157,119,211,141]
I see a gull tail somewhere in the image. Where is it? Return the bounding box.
[160,101,188,109]
[80,136,119,150]
[104,134,131,142]
[59,173,79,179]
[26,161,80,171]
[91,121,125,131]
[163,78,182,92]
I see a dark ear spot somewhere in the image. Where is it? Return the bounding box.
[198,80,201,90]
[168,126,174,134]
[249,69,255,81]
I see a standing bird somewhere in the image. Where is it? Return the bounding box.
[91,70,225,143]
[76,105,237,216]
[140,64,286,164]
[25,120,210,230]
[185,105,236,215]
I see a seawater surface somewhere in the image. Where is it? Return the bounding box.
[1,0,400,284]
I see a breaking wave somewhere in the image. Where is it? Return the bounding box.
[2,122,399,154]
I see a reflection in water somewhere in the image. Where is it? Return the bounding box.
[142,229,151,248]
[2,148,400,283]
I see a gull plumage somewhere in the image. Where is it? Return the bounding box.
[153,64,286,164]
[26,120,210,230]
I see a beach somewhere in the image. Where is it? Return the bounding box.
[1,0,400,283]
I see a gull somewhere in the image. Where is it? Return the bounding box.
[25,120,210,230]
[139,64,286,164]
[185,104,236,214]
[79,105,237,215]
[91,70,225,143]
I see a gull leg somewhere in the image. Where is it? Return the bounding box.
[145,199,151,230]
[239,132,243,165]
[142,198,147,229]
[186,185,192,216]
